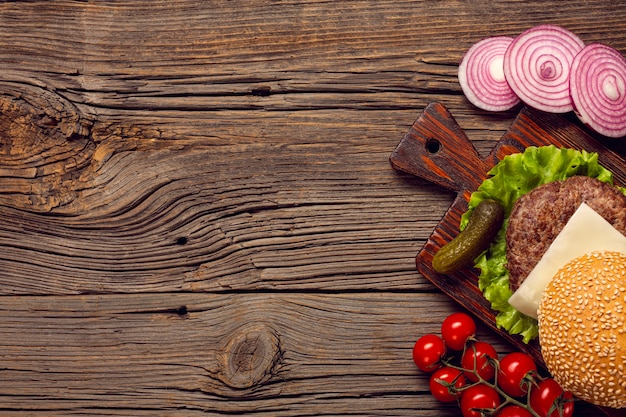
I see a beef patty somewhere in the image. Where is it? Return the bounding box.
[506,175,626,291]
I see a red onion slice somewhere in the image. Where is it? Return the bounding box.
[504,24,585,113]
[570,43,626,138]
[458,36,521,112]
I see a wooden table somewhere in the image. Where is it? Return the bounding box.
[1,1,624,416]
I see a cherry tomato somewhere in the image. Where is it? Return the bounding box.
[429,366,466,402]
[441,312,476,351]
[497,352,537,397]
[460,341,498,382]
[460,384,501,417]
[496,405,534,417]
[530,378,575,417]
[412,334,446,372]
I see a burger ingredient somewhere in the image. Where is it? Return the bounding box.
[503,24,584,113]
[508,202,626,318]
[538,250,626,409]
[412,312,574,417]
[460,341,498,382]
[458,36,521,112]
[570,42,626,138]
[430,366,466,402]
[412,333,446,372]
[459,24,626,137]
[441,312,477,351]
[506,176,626,292]
[432,199,504,274]
[464,145,624,343]
[529,378,574,417]
[497,352,537,398]
[460,384,502,417]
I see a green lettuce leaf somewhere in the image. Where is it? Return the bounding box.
[460,145,626,343]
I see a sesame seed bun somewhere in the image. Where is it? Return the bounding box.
[538,250,626,409]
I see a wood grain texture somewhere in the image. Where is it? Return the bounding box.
[1,0,625,415]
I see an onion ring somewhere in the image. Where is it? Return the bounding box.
[570,43,626,138]
[458,36,521,112]
[504,24,584,113]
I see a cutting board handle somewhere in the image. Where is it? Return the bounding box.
[389,103,489,194]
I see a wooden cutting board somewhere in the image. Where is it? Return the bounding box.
[389,102,626,417]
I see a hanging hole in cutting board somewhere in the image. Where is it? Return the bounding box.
[426,138,442,154]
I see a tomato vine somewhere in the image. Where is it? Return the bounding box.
[412,312,575,417]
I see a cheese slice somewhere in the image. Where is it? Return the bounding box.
[508,202,626,319]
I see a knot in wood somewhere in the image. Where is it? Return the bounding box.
[218,323,282,390]
[0,83,94,212]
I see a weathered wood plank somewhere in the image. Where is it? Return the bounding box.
[0,162,452,294]
[0,292,486,416]
[4,1,625,138]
